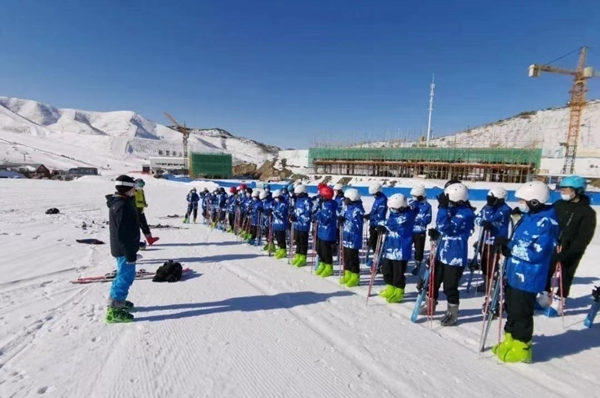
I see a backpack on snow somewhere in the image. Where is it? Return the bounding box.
[152,260,183,283]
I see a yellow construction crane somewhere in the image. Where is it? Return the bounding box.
[529,46,598,174]
[163,112,190,172]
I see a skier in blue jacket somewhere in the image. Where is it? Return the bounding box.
[365,182,388,260]
[261,190,276,253]
[290,184,312,267]
[378,193,416,303]
[226,186,238,232]
[246,190,263,245]
[314,185,338,278]
[183,187,200,224]
[474,186,512,292]
[408,185,432,275]
[271,189,289,259]
[338,188,365,287]
[492,181,559,363]
[425,183,475,326]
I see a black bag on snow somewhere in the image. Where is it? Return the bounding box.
[152,260,183,283]
[45,208,60,214]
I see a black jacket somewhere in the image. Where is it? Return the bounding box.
[106,193,140,262]
[553,195,596,261]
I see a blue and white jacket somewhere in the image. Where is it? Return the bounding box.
[505,205,559,293]
[250,198,263,227]
[293,194,313,232]
[475,202,512,244]
[315,199,338,242]
[342,200,365,249]
[369,192,388,227]
[227,194,237,214]
[436,204,476,267]
[271,198,288,232]
[382,208,416,261]
[409,198,432,234]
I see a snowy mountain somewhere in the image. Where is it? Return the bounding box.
[0,97,279,171]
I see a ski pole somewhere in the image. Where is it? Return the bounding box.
[366,232,386,304]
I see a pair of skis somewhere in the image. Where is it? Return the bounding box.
[71,268,191,284]
[478,252,504,352]
[411,237,439,323]
[366,232,387,303]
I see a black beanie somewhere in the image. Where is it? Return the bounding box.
[115,175,136,194]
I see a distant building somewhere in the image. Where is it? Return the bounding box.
[149,157,186,173]
[68,167,98,176]
[0,163,51,179]
[0,170,26,179]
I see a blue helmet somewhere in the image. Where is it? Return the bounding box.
[558,175,587,193]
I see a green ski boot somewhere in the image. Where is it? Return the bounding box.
[492,332,514,359]
[274,248,287,259]
[386,287,404,303]
[345,272,360,287]
[315,262,326,275]
[291,254,301,266]
[106,307,134,324]
[500,339,532,363]
[340,270,351,285]
[378,285,394,298]
[294,255,307,267]
[320,263,334,278]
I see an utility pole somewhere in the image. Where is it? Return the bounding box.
[426,74,435,147]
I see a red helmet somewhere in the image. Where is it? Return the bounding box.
[240,183,247,191]
[229,186,237,194]
[319,185,334,200]
[318,183,326,189]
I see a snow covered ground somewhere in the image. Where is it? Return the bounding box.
[1,176,599,397]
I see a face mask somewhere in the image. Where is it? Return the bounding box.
[561,193,574,201]
[517,203,529,213]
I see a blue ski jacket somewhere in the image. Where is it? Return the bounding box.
[383,208,416,261]
[475,203,512,243]
[227,195,237,213]
[272,199,288,231]
[250,198,263,227]
[342,200,365,249]
[334,194,345,216]
[369,192,388,227]
[315,199,338,242]
[505,205,559,293]
[409,198,432,234]
[436,204,476,267]
[293,194,313,232]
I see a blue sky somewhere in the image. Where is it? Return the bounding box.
[1,1,598,149]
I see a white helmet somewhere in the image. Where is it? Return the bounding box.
[333,183,343,191]
[345,188,361,202]
[259,190,268,200]
[294,184,307,194]
[272,189,281,198]
[444,183,468,203]
[515,181,549,203]
[388,193,407,209]
[368,182,382,195]
[251,189,260,198]
[410,185,426,197]
[488,187,508,200]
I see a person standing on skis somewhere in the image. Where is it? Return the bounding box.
[474,187,512,292]
[378,193,416,303]
[424,182,475,326]
[338,188,365,287]
[290,184,312,267]
[408,185,432,276]
[492,180,559,363]
[365,182,388,265]
[105,175,141,323]
[271,189,289,259]
[226,186,238,232]
[314,185,338,278]
[134,179,159,245]
[246,190,263,245]
[538,175,596,315]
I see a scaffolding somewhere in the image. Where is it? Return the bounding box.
[189,153,232,179]
[309,147,541,183]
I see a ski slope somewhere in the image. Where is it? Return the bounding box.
[1,176,599,397]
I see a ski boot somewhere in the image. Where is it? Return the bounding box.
[320,263,333,278]
[294,255,307,267]
[315,262,326,275]
[146,236,160,245]
[492,332,514,359]
[544,296,564,317]
[440,303,459,326]
[106,307,134,324]
[418,298,437,315]
[274,248,287,259]
[378,285,395,298]
[500,339,532,363]
[345,272,360,287]
[182,217,188,224]
[340,270,351,285]
[386,287,405,304]
[291,254,301,265]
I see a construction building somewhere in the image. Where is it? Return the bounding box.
[309,147,541,183]
[189,152,232,179]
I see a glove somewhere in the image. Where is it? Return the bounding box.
[493,236,510,257]
[337,216,345,225]
[510,207,522,215]
[428,228,440,241]
[437,193,449,209]
[126,254,137,264]
[363,214,370,220]
[375,225,387,234]
[289,214,297,222]
[481,220,493,230]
